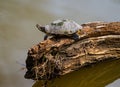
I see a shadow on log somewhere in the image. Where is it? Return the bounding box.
[24,22,120,80]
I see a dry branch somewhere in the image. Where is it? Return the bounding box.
[24,22,120,80]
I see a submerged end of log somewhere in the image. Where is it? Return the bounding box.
[24,22,120,80]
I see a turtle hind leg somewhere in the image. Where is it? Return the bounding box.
[44,35,48,40]
[72,33,80,41]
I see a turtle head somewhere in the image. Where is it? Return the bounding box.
[36,24,47,33]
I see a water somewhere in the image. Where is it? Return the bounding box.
[0,0,120,87]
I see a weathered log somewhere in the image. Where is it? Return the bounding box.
[24,22,120,80]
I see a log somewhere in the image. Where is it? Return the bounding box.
[24,22,120,80]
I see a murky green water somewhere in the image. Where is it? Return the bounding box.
[0,0,120,87]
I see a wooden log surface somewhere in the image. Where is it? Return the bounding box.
[24,22,120,80]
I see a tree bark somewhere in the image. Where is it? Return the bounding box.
[24,22,120,80]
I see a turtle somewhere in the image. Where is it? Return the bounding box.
[36,19,82,40]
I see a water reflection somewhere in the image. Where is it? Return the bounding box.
[0,0,120,87]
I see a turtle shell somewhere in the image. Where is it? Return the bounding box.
[44,19,82,35]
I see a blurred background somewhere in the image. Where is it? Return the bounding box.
[0,0,120,87]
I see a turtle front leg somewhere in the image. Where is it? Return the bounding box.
[44,35,48,40]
